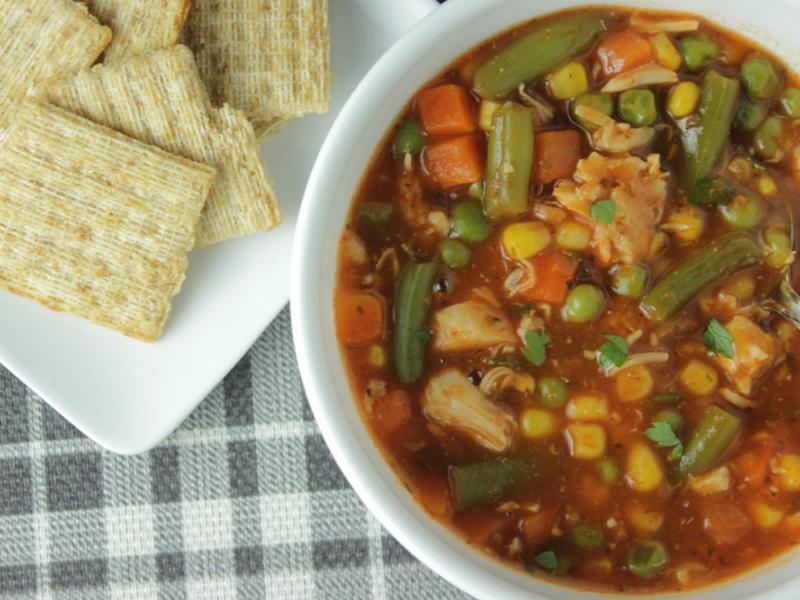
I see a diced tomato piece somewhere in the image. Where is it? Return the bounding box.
[335,291,386,346]
[416,84,478,137]
[415,473,452,519]
[534,129,584,184]
[596,29,654,77]
[424,135,484,189]
[373,390,412,432]
[520,252,578,304]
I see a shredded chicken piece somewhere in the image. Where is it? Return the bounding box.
[496,501,520,513]
[592,121,656,153]
[572,104,613,129]
[363,378,387,413]
[374,247,399,277]
[553,153,669,265]
[432,299,517,353]
[605,352,670,377]
[472,286,502,308]
[517,313,546,340]
[714,315,781,395]
[720,387,756,409]
[601,63,679,93]
[672,561,710,587]
[531,202,568,225]
[630,14,700,33]
[479,367,535,397]
[517,84,555,126]
[422,368,516,453]
[504,260,536,297]
[428,210,449,237]
[690,466,732,495]
[341,230,367,265]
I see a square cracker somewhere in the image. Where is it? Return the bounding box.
[0,0,111,138]
[0,100,216,341]
[45,45,281,247]
[184,0,330,137]
[83,0,190,63]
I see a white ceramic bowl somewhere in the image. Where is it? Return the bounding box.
[292,1,800,597]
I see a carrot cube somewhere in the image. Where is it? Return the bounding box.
[521,251,577,304]
[335,291,386,346]
[416,84,478,137]
[596,29,655,78]
[534,129,584,184]
[424,135,484,189]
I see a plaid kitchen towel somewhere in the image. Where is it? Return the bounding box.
[0,308,469,600]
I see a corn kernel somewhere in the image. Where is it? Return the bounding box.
[748,500,785,529]
[555,220,593,251]
[546,61,589,101]
[367,344,386,369]
[565,423,606,459]
[665,204,706,243]
[502,221,552,260]
[520,408,557,439]
[648,231,669,259]
[479,100,503,131]
[667,81,701,118]
[614,365,654,403]
[721,274,756,300]
[776,319,797,343]
[679,359,719,396]
[650,32,682,71]
[565,393,608,421]
[626,503,664,535]
[626,442,664,492]
[756,175,779,197]
[776,454,800,491]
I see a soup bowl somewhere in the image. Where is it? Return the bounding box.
[291,0,800,597]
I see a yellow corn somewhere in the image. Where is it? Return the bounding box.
[756,175,778,197]
[626,504,664,535]
[520,408,557,439]
[565,423,606,459]
[479,100,503,131]
[648,231,669,259]
[614,365,654,403]
[626,442,664,492]
[565,393,608,421]
[555,220,593,251]
[502,221,552,260]
[727,156,755,182]
[546,61,589,101]
[679,360,719,396]
[777,454,800,491]
[667,81,701,118]
[650,33,682,71]
[748,500,785,529]
[665,204,706,243]
[721,274,755,300]
[367,344,386,369]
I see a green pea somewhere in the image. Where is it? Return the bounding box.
[597,457,620,484]
[393,119,426,155]
[538,376,568,408]
[571,92,614,130]
[741,57,782,100]
[563,284,606,323]
[734,103,768,132]
[438,239,471,269]
[618,89,658,126]
[689,176,734,206]
[627,540,669,579]
[450,201,490,244]
[680,36,718,72]
[779,87,800,118]
[357,201,394,225]
[753,116,789,160]
[719,192,765,230]
[763,227,793,269]
[611,264,650,299]
[570,522,605,551]
[654,408,685,435]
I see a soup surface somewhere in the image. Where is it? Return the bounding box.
[335,7,800,591]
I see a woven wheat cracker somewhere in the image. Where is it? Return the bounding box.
[84,0,190,63]
[46,45,281,246]
[183,0,330,134]
[0,101,215,341]
[0,0,110,138]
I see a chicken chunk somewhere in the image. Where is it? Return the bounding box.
[432,299,517,353]
[553,152,668,265]
[422,368,516,453]
[715,315,780,395]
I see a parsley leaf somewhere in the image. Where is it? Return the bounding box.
[522,330,551,367]
[415,327,433,343]
[535,550,559,575]
[591,199,617,224]
[703,318,735,359]
[645,420,684,460]
[597,334,629,369]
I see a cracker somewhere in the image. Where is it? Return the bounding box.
[84,0,190,63]
[0,100,215,341]
[0,0,111,138]
[46,45,281,247]
[184,0,330,126]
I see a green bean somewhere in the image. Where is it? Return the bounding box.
[677,405,741,479]
[618,90,658,127]
[734,103,768,132]
[627,540,669,579]
[611,264,650,299]
[438,239,470,269]
[689,176,734,206]
[392,261,437,383]
[598,457,620,484]
[753,116,789,160]
[779,87,800,118]
[719,192,765,230]
[393,119,426,155]
[563,284,606,323]
[680,35,718,72]
[571,92,614,130]
[538,376,568,408]
[654,408,685,436]
[680,70,741,193]
[449,455,557,509]
[473,13,606,99]
[570,523,605,551]
[741,57,782,100]
[450,201,490,244]
[357,201,394,224]
[484,103,534,222]
[640,232,762,322]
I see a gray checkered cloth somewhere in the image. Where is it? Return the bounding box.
[0,307,469,599]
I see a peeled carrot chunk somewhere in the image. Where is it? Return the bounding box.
[534,129,584,184]
[520,251,578,304]
[596,29,654,77]
[424,135,484,189]
[416,84,478,137]
[335,291,385,346]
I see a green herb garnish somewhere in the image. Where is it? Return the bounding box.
[645,420,684,460]
[415,327,434,343]
[522,330,551,367]
[652,393,684,405]
[591,199,617,224]
[703,318,735,359]
[597,334,629,369]
[535,550,559,575]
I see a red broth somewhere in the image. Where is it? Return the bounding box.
[335,8,800,591]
